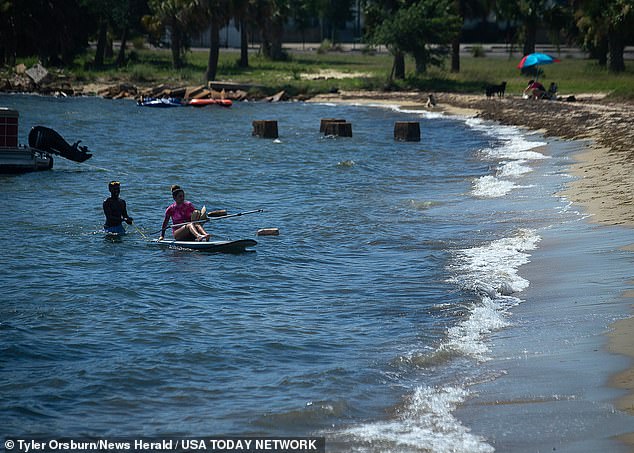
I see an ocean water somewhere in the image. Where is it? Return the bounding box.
[1,94,632,451]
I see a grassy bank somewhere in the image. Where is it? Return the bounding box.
[8,47,634,100]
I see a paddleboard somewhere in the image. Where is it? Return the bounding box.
[153,239,257,253]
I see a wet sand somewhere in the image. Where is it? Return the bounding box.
[434,95,634,427]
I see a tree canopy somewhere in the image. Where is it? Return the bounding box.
[0,0,631,75]
[370,0,462,75]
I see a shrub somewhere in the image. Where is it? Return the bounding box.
[471,45,486,58]
[132,37,146,50]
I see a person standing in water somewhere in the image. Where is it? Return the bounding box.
[159,185,210,241]
[103,181,133,234]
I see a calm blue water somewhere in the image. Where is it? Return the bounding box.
[0,94,630,451]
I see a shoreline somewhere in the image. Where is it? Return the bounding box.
[434,94,634,427]
[311,90,634,443]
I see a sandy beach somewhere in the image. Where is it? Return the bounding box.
[434,93,634,425]
[311,90,634,442]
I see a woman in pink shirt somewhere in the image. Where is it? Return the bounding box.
[159,185,211,241]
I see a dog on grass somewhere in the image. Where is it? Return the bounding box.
[485,81,507,98]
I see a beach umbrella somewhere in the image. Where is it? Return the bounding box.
[518,53,560,80]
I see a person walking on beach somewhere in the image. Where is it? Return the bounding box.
[103,181,133,234]
[159,185,210,242]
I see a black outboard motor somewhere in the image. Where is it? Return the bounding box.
[28,126,92,163]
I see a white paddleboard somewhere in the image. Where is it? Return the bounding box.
[153,239,257,253]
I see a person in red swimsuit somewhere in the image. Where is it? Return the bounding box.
[159,185,210,241]
[523,79,546,99]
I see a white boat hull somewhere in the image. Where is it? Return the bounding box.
[0,146,53,173]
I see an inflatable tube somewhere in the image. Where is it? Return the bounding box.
[187,99,232,108]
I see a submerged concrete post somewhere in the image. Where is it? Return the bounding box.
[252,120,278,139]
[320,118,346,132]
[323,122,352,137]
[394,122,421,142]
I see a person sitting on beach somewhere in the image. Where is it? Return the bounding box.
[103,181,133,234]
[523,80,546,99]
[545,82,558,100]
[159,185,210,242]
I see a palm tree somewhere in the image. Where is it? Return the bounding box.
[232,0,253,67]
[144,0,199,69]
[193,0,231,81]
[574,0,633,72]
[450,0,492,73]
[364,0,409,80]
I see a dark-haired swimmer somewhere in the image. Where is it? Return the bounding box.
[103,181,133,234]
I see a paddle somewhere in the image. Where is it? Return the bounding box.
[151,209,263,236]
[131,221,149,239]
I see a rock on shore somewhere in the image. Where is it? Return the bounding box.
[0,64,261,101]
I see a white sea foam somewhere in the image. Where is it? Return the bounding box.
[391,105,445,119]
[441,296,511,359]
[465,120,548,198]
[451,229,540,295]
[442,229,541,360]
[497,159,533,177]
[467,120,548,158]
[472,175,526,198]
[480,131,548,162]
[338,386,494,453]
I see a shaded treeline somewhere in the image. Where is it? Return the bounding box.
[0,0,632,80]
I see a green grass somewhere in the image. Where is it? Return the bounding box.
[441,55,634,99]
[6,47,634,101]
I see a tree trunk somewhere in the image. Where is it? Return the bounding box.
[451,0,463,73]
[2,18,16,66]
[451,36,460,73]
[205,20,221,82]
[261,25,272,58]
[239,20,249,67]
[413,50,427,74]
[522,18,537,55]
[607,27,625,73]
[392,51,405,80]
[170,25,183,69]
[116,26,129,67]
[269,16,285,60]
[105,34,114,59]
[94,19,108,67]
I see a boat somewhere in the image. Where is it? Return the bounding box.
[137,97,183,107]
[187,98,232,108]
[153,239,257,253]
[28,126,92,163]
[0,107,92,173]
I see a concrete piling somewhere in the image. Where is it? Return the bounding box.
[394,122,421,142]
[252,120,278,138]
[323,121,352,137]
[320,118,347,132]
